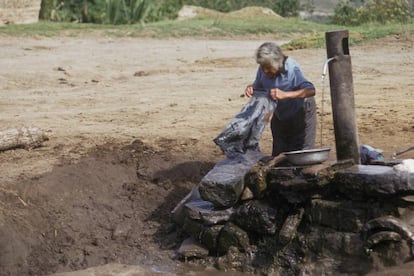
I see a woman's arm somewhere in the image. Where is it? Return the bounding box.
[270,87,315,101]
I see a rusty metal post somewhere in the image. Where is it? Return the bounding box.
[325,30,360,164]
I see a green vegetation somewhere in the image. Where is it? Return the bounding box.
[284,22,414,49]
[39,0,301,23]
[330,0,412,26]
[1,3,413,50]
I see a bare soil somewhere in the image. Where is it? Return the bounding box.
[0,33,413,275]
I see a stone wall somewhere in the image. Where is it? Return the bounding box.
[0,0,41,25]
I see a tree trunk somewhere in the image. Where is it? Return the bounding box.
[0,127,48,151]
[39,0,54,20]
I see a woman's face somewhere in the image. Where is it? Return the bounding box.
[261,63,278,78]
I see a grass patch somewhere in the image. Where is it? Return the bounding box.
[283,22,414,50]
[1,15,413,49]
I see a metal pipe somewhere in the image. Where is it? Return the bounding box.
[325,30,360,164]
[320,56,337,147]
[322,56,336,81]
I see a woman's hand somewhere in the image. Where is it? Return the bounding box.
[245,84,254,98]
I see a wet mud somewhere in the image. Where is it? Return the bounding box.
[0,139,214,275]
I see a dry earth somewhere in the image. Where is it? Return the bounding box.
[0,32,413,275]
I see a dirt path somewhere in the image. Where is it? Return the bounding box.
[0,33,413,275]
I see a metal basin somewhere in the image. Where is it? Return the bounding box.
[284,147,331,166]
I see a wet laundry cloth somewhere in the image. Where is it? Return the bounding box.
[213,90,277,157]
[360,144,384,165]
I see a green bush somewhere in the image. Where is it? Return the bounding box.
[105,0,150,24]
[365,0,411,24]
[330,0,412,26]
[41,0,107,22]
[39,0,301,24]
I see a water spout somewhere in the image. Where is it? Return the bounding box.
[322,56,337,81]
[319,56,337,147]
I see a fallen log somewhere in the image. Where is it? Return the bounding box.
[0,127,48,151]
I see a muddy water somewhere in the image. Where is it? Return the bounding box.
[51,263,251,275]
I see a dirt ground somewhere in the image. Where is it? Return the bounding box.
[0,32,413,275]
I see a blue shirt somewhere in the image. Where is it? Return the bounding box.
[253,57,315,120]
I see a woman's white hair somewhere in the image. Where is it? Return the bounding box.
[255,42,284,70]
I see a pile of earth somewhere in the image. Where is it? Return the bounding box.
[177,6,282,20]
[0,139,215,275]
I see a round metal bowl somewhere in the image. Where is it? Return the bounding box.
[284,147,331,166]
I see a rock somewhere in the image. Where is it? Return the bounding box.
[362,216,414,241]
[216,246,249,272]
[202,225,224,252]
[199,150,263,208]
[184,199,215,221]
[177,237,209,259]
[182,217,205,242]
[244,164,267,198]
[184,199,234,225]
[245,153,287,198]
[171,188,201,225]
[365,231,402,249]
[232,200,278,235]
[334,165,414,198]
[217,223,250,255]
[240,186,254,201]
[301,159,354,186]
[200,207,235,226]
[367,238,412,269]
[267,167,314,203]
[298,226,365,258]
[309,199,383,232]
[279,208,304,245]
[111,223,131,240]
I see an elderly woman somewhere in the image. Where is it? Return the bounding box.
[213,88,277,157]
[245,42,316,156]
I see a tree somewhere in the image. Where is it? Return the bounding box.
[39,0,55,20]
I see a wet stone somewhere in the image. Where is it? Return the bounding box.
[279,208,304,245]
[362,216,414,240]
[200,207,235,226]
[183,217,205,242]
[240,186,254,201]
[298,226,365,258]
[267,168,317,203]
[173,156,414,273]
[232,200,278,235]
[309,199,383,233]
[202,225,224,252]
[244,153,288,199]
[216,246,250,272]
[367,238,412,268]
[199,150,263,208]
[177,237,209,259]
[184,199,215,221]
[365,231,402,249]
[301,159,354,186]
[184,198,235,225]
[171,187,201,226]
[245,163,268,198]
[334,165,414,198]
[217,222,250,255]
